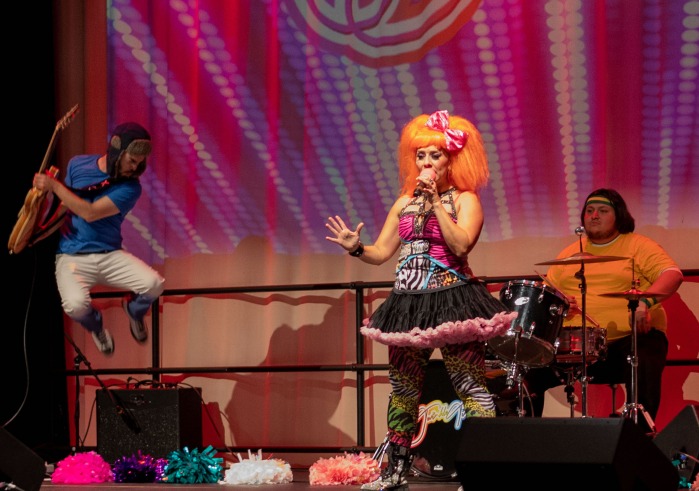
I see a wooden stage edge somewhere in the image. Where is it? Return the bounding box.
[39,468,464,491]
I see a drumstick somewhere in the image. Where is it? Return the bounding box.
[584,313,601,328]
[534,269,601,328]
[534,269,562,293]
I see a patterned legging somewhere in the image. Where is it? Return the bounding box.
[385,342,496,448]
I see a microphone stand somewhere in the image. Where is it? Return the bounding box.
[64,332,140,452]
[574,228,590,417]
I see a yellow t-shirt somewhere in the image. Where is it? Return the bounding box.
[545,233,679,341]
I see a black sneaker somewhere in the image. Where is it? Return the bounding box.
[92,328,114,355]
[123,296,148,343]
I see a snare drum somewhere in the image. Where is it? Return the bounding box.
[488,280,569,367]
[555,326,607,364]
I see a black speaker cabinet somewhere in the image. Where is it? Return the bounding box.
[97,387,202,463]
[455,417,678,491]
[654,405,699,484]
[0,428,46,491]
[410,360,462,480]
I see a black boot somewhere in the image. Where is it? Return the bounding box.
[361,442,413,491]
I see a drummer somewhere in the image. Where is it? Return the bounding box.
[522,188,683,426]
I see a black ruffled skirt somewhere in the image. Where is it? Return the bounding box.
[360,281,518,348]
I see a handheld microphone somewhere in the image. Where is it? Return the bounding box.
[413,169,437,197]
[575,226,585,236]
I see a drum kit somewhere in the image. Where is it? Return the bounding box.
[486,250,656,432]
[408,248,659,482]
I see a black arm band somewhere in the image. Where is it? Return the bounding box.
[349,242,364,257]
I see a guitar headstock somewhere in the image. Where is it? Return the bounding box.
[56,104,79,131]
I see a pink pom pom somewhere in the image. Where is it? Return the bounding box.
[51,451,114,484]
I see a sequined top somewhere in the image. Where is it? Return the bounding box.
[395,188,473,290]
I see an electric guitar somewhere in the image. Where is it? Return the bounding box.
[8,104,79,254]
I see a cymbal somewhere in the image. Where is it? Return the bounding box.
[535,252,628,266]
[599,288,656,299]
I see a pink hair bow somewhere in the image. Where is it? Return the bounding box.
[425,110,467,151]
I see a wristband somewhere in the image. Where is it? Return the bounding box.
[641,297,657,308]
[349,242,364,257]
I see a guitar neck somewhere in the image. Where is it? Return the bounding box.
[37,104,78,175]
[38,131,60,174]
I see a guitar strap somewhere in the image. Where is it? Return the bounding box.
[27,200,67,248]
[72,177,115,198]
[72,175,143,201]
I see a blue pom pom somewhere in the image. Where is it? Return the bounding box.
[163,445,223,484]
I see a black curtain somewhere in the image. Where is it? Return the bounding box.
[2,2,70,464]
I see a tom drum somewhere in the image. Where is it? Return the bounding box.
[488,280,569,367]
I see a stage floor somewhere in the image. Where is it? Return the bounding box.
[10,412,693,491]
[35,463,691,491]
[41,469,463,490]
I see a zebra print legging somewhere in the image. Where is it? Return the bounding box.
[385,342,496,448]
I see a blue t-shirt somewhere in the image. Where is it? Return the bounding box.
[57,154,142,254]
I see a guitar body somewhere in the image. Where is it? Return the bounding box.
[7,105,78,255]
[8,167,61,254]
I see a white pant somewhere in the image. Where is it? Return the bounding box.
[55,250,165,332]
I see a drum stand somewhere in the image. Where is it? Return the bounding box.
[504,359,531,417]
[620,292,657,434]
[563,368,579,418]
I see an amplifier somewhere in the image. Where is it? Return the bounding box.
[96,387,202,463]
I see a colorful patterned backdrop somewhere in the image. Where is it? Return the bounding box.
[104,0,698,265]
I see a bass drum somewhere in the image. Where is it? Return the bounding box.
[410,359,517,480]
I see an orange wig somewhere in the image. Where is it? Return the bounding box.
[397,112,490,197]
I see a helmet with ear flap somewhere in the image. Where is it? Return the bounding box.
[106,122,152,178]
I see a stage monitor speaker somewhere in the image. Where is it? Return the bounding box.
[97,387,202,463]
[454,417,678,491]
[0,428,46,491]
[653,404,699,485]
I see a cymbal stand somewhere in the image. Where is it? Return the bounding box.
[621,281,656,433]
[574,228,590,417]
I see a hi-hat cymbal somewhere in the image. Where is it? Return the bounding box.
[535,252,628,266]
[599,288,656,299]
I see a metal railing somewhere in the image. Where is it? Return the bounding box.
[68,270,698,454]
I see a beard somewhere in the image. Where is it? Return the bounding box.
[585,227,618,243]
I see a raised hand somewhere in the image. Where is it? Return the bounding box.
[324,215,364,252]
